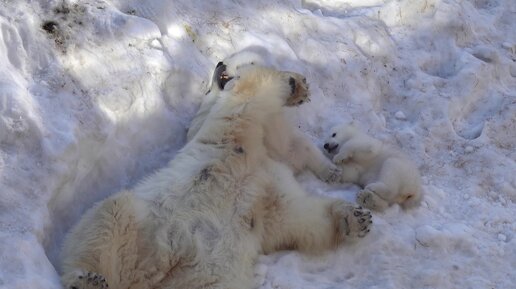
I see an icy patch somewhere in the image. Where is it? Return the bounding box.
[394,111,406,120]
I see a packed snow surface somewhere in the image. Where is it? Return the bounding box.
[0,0,515,288]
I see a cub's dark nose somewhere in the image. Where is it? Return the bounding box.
[324,143,339,153]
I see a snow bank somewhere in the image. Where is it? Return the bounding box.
[0,0,514,288]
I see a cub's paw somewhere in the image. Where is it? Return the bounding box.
[330,201,372,242]
[284,73,310,106]
[333,151,353,164]
[65,271,109,289]
[357,189,389,211]
[317,165,342,183]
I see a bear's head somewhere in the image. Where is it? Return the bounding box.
[207,47,273,95]
[323,122,359,156]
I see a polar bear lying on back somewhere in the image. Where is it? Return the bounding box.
[187,49,340,182]
[323,123,423,211]
[60,64,372,289]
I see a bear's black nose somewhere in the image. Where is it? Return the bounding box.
[324,143,339,153]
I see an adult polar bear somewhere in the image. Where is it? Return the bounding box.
[60,63,372,289]
[187,48,340,182]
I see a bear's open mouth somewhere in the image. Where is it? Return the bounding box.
[213,62,234,90]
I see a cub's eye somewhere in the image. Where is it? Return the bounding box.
[332,133,336,137]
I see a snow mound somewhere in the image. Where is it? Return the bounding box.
[0,0,514,288]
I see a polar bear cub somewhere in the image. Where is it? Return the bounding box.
[323,123,423,211]
[60,65,372,289]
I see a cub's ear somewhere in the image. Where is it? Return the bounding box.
[213,62,234,90]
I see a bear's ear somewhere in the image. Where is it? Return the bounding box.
[213,62,234,90]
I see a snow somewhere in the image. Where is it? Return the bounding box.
[0,0,514,288]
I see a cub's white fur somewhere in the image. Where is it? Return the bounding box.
[60,65,372,289]
[324,123,423,211]
[187,50,340,182]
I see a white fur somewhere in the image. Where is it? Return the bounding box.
[187,51,340,182]
[186,49,269,142]
[324,123,424,211]
[60,65,372,289]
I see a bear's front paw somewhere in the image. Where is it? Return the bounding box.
[333,151,353,164]
[65,271,109,289]
[317,165,342,183]
[330,201,372,242]
[284,73,310,106]
[357,189,389,211]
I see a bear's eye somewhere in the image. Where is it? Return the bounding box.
[332,133,336,137]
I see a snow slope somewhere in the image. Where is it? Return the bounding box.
[0,0,514,288]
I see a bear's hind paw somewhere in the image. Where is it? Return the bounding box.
[65,271,109,289]
[330,201,372,242]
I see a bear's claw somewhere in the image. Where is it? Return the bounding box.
[330,201,372,242]
[67,271,108,289]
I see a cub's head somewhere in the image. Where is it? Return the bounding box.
[323,123,359,156]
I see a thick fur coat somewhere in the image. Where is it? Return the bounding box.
[323,123,423,211]
[187,50,340,182]
[60,65,372,289]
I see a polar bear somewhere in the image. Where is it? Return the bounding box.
[323,123,423,211]
[60,65,372,289]
[187,48,340,182]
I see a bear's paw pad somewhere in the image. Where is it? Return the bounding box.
[318,165,342,183]
[357,189,379,210]
[68,271,109,289]
[331,202,372,240]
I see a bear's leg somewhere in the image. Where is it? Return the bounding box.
[357,157,408,211]
[60,192,143,289]
[357,182,391,211]
[260,164,371,253]
[262,191,372,253]
[336,163,362,183]
[288,131,341,182]
[333,139,378,165]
